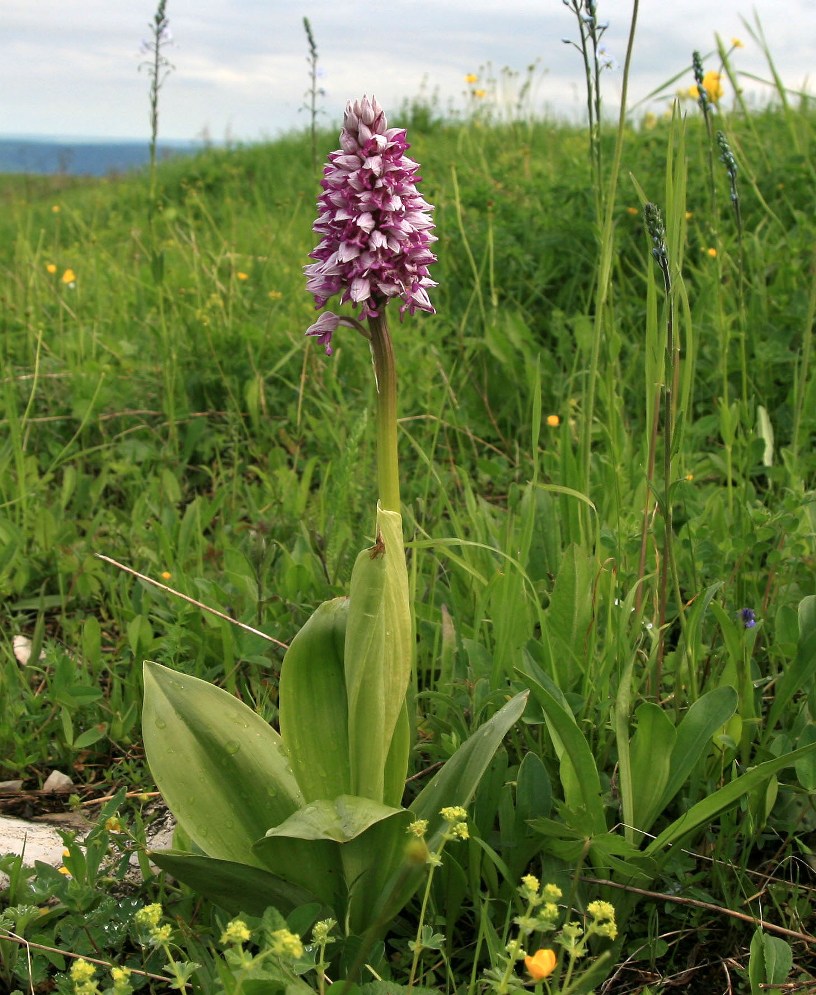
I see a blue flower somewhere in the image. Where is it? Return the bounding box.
[740,608,756,629]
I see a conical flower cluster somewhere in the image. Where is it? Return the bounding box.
[305,96,437,354]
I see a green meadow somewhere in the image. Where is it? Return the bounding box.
[1,26,815,995]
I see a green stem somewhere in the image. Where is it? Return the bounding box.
[367,307,401,513]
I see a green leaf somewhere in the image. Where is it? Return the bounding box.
[543,544,596,681]
[520,666,606,834]
[662,687,738,808]
[628,702,675,835]
[645,741,816,858]
[142,661,303,866]
[762,933,793,985]
[793,723,816,791]
[147,850,319,917]
[263,795,404,844]
[409,692,530,842]
[344,505,412,803]
[355,691,530,931]
[765,595,816,738]
[278,597,351,802]
[515,751,552,832]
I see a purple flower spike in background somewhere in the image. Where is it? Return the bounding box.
[740,607,757,629]
[305,95,437,354]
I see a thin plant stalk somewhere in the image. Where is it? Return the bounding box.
[580,0,640,504]
[302,17,322,174]
[367,310,401,513]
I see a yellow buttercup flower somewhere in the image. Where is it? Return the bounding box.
[706,246,718,258]
[473,89,487,99]
[46,263,57,274]
[702,70,723,104]
[731,37,744,48]
[547,414,560,427]
[236,271,249,281]
[525,948,557,981]
[61,268,76,285]
[160,571,172,580]
[465,73,478,84]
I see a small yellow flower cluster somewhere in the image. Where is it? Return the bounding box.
[269,928,304,959]
[440,805,469,841]
[407,818,429,838]
[311,918,337,946]
[587,899,618,940]
[110,965,133,994]
[220,918,252,946]
[134,903,172,945]
[70,958,97,994]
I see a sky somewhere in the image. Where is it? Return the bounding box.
[3,0,814,143]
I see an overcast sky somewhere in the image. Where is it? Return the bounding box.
[3,1,814,142]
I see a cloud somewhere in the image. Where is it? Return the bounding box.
[2,0,814,140]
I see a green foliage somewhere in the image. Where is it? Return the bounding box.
[2,32,816,991]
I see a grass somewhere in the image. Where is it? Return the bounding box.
[1,54,816,995]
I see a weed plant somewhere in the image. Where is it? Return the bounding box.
[1,12,815,995]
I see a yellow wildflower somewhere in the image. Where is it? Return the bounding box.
[268,290,283,300]
[547,414,560,427]
[236,271,249,281]
[104,816,122,832]
[70,959,96,983]
[731,37,744,48]
[220,918,252,946]
[525,948,557,981]
[473,89,487,99]
[702,70,723,104]
[587,900,616,921]
[160,571,172,581]
[61,268,76,285]
[685,472,694,481]
[269,928,304,959]
[706,247,717,258]
[52,205,61,213]
[440,806,467,822]
[626,206,639,216]
[465,73,478,84]
[407,818,429,837]
[520,873,540,895]
[46,263,57,274]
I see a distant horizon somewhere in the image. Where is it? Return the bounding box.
[0,133,209,146]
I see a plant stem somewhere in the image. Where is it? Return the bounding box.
[367,308,401,513]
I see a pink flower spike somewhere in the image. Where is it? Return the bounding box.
[304,95,437,331]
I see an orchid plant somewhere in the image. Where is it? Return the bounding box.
[142,97,527,954]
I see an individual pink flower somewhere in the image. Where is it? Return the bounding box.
[305,96,437,354]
